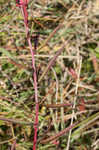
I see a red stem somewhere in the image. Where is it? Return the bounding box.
[20,6,39,150]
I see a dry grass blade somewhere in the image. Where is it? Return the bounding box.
[38,36,73,82]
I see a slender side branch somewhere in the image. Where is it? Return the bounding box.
[38,36,73,83]
[40,122,77,144]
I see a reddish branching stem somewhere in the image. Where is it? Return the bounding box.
[16,1,39,150]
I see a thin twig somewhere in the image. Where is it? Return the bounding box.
[0,117,32,125]
[40,122,77,144]
[51,67,59,120]
[39,23,64,50]
[38,36,73,82]
[43,103,72,108]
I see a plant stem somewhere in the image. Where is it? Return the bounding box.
[21,6,39,150]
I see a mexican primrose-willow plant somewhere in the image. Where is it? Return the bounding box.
[16,0,39,150]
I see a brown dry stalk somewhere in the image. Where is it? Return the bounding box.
[39,23,64,50]
[92,56,99,74]
[0,117,32,125]
[43,103,72,108]
[38,36,73,82]
[40,122,77,144]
